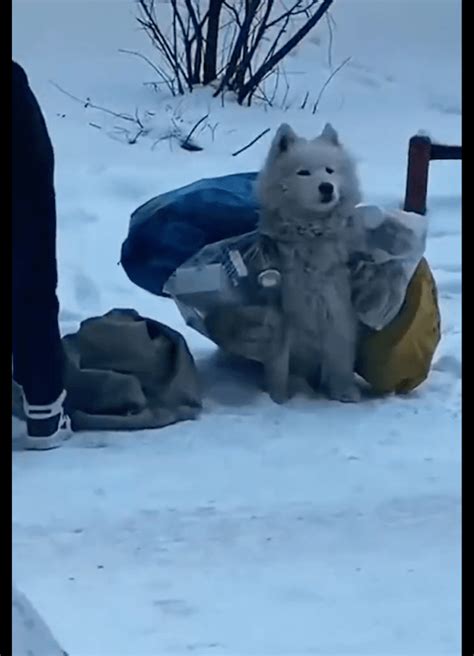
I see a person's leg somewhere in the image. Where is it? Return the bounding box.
[12,62,71,448]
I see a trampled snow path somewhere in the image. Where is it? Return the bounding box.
[13,0,461,654]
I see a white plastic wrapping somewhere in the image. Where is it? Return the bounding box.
[349,205,428,329]
[164,205,428,338]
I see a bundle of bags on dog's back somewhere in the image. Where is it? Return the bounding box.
[122,170,440,396]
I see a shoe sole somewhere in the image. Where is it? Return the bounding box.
[24,430,72,450]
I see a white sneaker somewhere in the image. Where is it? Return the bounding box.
[23,389,72,451]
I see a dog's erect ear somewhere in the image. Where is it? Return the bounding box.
[270,123,298,157]
[319,123,340,146]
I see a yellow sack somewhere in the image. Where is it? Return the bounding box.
[356,258,441,394]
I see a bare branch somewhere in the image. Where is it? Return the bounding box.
[325,10,335,69]
[183,0,205,82]
[203,0,224,83]
[51,80,152,145]
[119,48,176,96]
[207,122,220,141]
[181,113,209,151]
[222,0,243,28]
[50,81,136,122]
[266,0,308,29]
[237,0,334,105]
[312,55,351,114]
[113,125,146,145]
[232,127,270,157]
[214,0,262,96]
[300,90,309,109]
[136,0,188,93]
[233,0,275,88]
[170,0,194,90]
[133,0,335,108]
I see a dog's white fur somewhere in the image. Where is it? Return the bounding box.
[256,122,362,402]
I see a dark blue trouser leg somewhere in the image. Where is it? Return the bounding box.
[12,62,64,405]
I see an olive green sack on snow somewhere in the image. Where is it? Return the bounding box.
[12,309,202,431]
[12,262,440,431]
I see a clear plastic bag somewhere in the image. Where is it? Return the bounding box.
[164,205,428,339]
[348,205,428,329]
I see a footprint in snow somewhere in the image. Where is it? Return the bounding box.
[153,599,196,617]
[436,278,461,295]
[433,354,462,379]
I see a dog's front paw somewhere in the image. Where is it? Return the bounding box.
[265,372,291,404]
[328,383,361,403]
[267,386,291,404]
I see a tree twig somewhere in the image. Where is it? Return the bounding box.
[213,0,261,97]
[136,0,188,94]
[183,0,204,83]
[181,113,209,151]
[300,90,310,109]
[325,11,336,69]
[50,81,136,122]
[312,55,351,114]
[236,0,334,105]
[51,80,150,145]
[118,48,176,95]
[232,127,270,156]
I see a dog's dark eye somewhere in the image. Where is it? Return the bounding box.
[326,167,334,174]
[297,169,311,176]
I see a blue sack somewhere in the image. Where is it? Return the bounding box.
[121,172,259,296]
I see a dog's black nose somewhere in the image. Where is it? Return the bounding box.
[319,182,334,196]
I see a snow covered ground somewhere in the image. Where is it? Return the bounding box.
[12,1,461,654]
